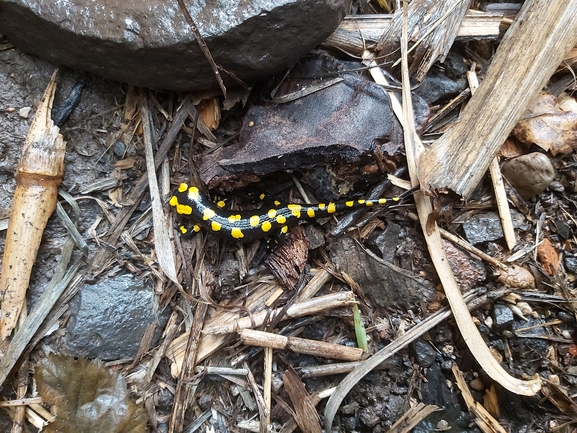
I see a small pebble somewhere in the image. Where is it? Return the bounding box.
[493,303,514,333]
[436,420,451,431]
[469,377,485,392]
[502,152,555,199]
[564,255,577,273]
[18,106,32,118]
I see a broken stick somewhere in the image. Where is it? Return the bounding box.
[418,0,577,197]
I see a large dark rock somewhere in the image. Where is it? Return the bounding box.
[199,54,430,185]
[0,0,350,91]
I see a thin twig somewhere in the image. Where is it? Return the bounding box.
[176,0,227,96]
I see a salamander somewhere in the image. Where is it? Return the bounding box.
[169,182,406,243]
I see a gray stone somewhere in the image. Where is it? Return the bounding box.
[501,152,556,200]
[0,0,351,91]
[492,303,514,333]
[411,340,436,368]
[64,274,170,361]
[565,255,577,273]
[462,210,525,245]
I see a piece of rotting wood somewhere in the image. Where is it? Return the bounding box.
[0,70,65,343]
[323,10,503,57]
[418,0,577,198]
[378,0,471,81]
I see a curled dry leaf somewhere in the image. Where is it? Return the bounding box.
[496,264,535,289]
[536,237,559,276]
[499,137,527,159]
[513,91,577,155]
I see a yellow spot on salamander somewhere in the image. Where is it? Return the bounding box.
[365,201,374,207]
[188,186,200,200]
[327,203,336,213]
[345,201,354,207]
[267,209,277,219]
[259,193,266,200]
[193,224,201,232]
[179,225,188,235]
[178,183,188,192]
[318,203,326,210]
[231,228,244,239]
[203,208,216,220]
[288,204,301,218]
[281,225,288,234]
[307,208,315,218]
[392,196,401,202]
[378,198,387,205]
[250,215,260,227]
[261,221,272,232]
[228,214,241,224]
[178,204,193,215]
[274,200,281,206]
[358,199,365,204]
[276,215,287,224]
[217,200,226,208]
[170,196,193,215]
[211,221,221,231]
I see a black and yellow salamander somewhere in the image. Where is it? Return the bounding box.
[169,182,407,243]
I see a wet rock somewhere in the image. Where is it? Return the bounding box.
[359,407,380,428]
[510,317,550,369]
[492,303,514,333]
[330,236,435,309]
[0,0,350,91]
[420,362,460,407]
[342,416,358,431]
[372,222,402,263]
[565,255,577,273]
[304,224,325,250]
[501,152,556,200]
[412,340,436,368]
[414,66,467,105]
[381,394,405,423]
[200,54,430,181]
[462,210,525,245]
[64,274,171,360]
[442,239,486,292]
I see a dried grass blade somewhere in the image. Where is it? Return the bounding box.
[140,91,179,286]
[397,2,540,399]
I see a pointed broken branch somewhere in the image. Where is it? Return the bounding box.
[0,70,66,342]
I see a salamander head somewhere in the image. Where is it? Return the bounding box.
[169,182,201,216]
